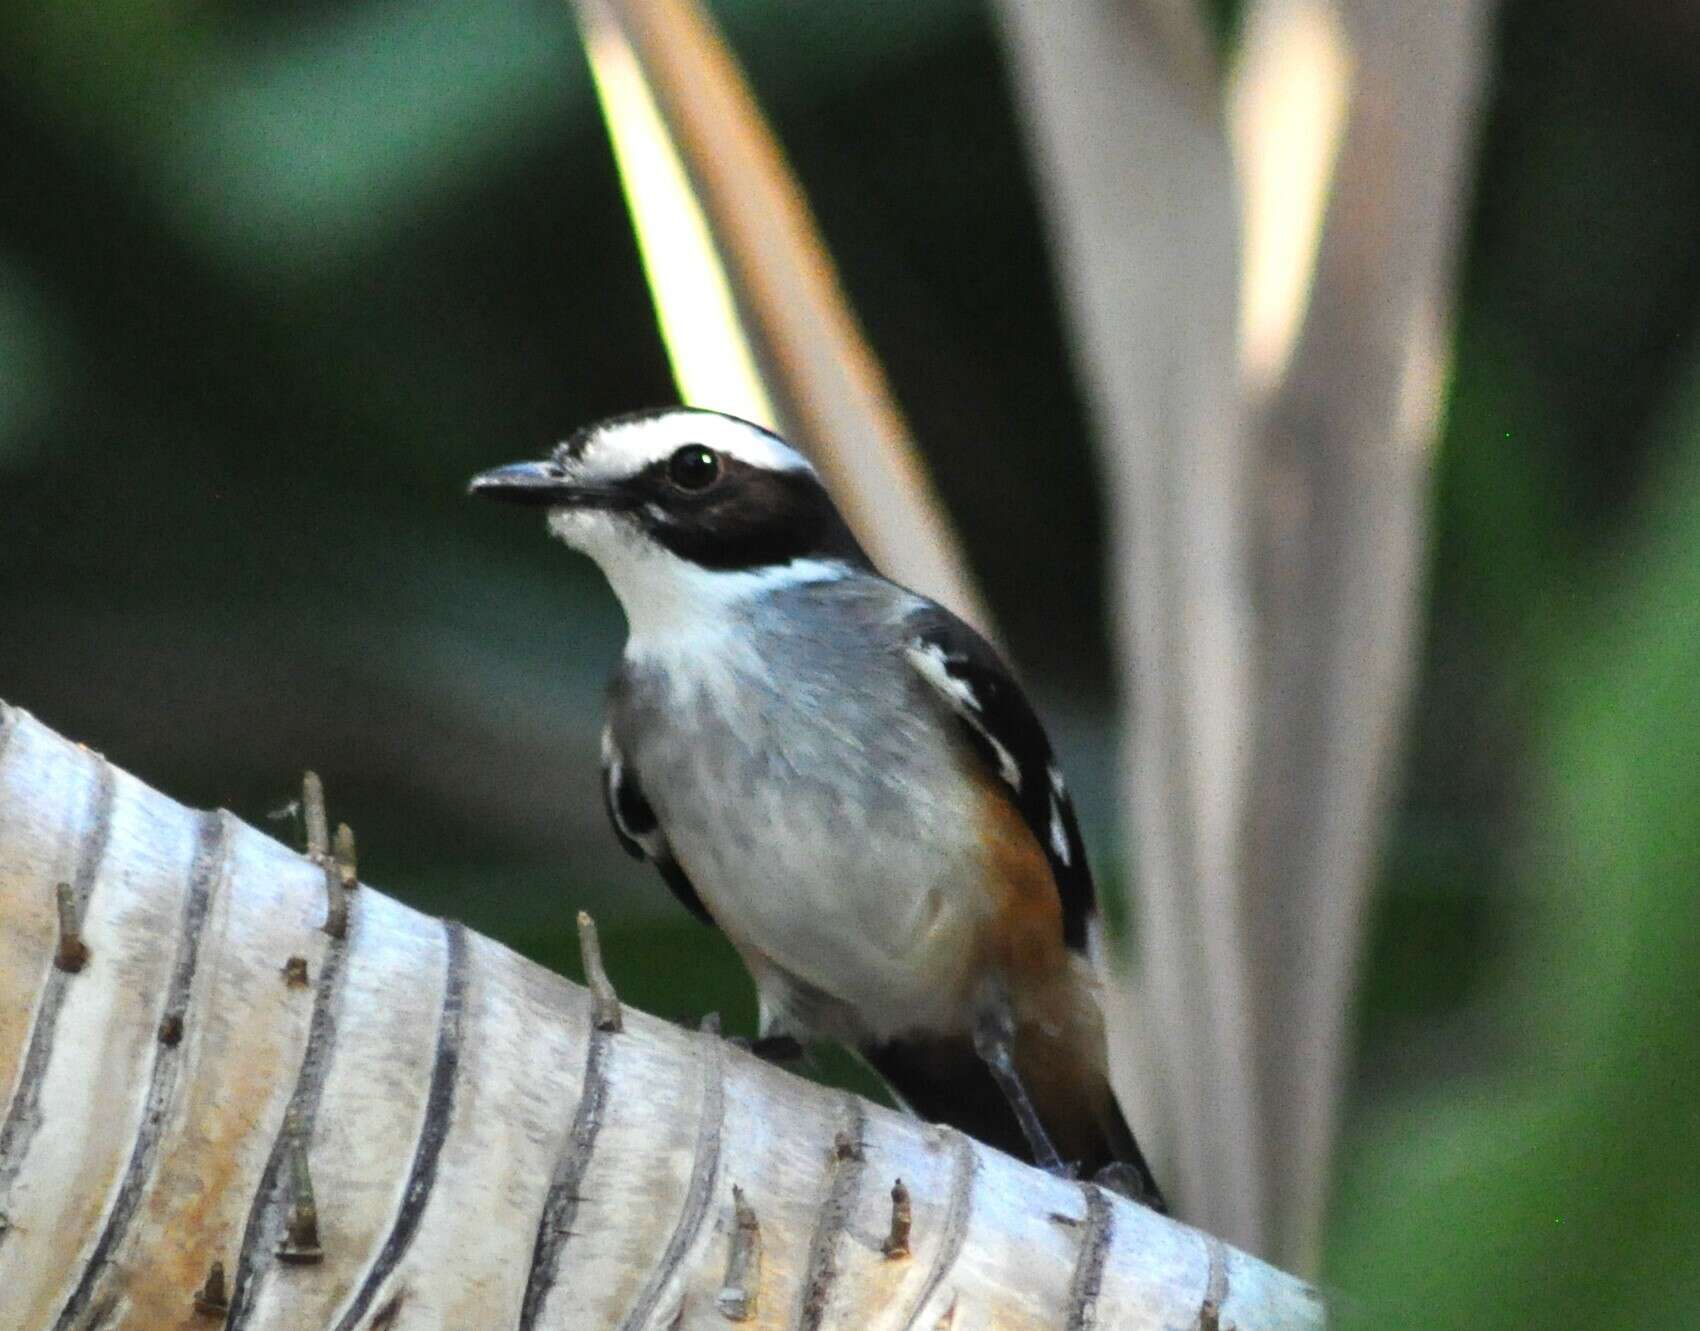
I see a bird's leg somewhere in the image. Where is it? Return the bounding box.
[971,987,1071,1177]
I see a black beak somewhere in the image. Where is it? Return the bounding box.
[468,461,626,509]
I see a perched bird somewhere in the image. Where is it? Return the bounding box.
[471,407,1162,1206]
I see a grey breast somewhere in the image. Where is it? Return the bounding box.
[608,574,974,892]
[612,577,927,801]
[610,575,994,1037]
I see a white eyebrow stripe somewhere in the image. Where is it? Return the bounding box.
[585,410,815,478]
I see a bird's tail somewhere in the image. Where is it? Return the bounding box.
[862,958,1165,1210]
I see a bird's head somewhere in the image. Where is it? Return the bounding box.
[470,408,870,635]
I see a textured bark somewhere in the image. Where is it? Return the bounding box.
[0,701,1323,1330]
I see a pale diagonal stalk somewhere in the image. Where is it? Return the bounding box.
[571,0,992,636]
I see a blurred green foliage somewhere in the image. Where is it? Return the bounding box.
[1332,361,1700,1327]
[2,0,1699,1314]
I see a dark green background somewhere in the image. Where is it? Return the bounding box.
[3,1,1697,1320]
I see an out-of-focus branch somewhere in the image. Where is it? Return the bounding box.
[1230,0,1354,400]
[572,0,993,636]
[993,0,1269,1252]
[1241,0,1494,1268]
[996,0,1493,1267]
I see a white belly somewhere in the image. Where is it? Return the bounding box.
[615,619,994,1044]
[672,775,987,1042]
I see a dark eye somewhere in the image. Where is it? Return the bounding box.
[666,444,720,492]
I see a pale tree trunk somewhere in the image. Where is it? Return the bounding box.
[0,701,1322,1330]
[995,0,1491,1266]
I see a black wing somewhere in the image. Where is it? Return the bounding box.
[600,725,716,928]
[902,607,1096,951]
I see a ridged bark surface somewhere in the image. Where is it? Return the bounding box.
[0,701,1322,1330]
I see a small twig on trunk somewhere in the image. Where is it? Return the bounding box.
[53,881,88,973]
[578,910,623,1032]
[881,1179,912,1259]
[276,1113,324,1265]
[301,771,329,862]
[716,1185,761,1320]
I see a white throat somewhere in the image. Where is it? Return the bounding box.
[547,506,847,649]
[618,556,850,649]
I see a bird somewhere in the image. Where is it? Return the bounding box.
[470,406,1163,1208]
